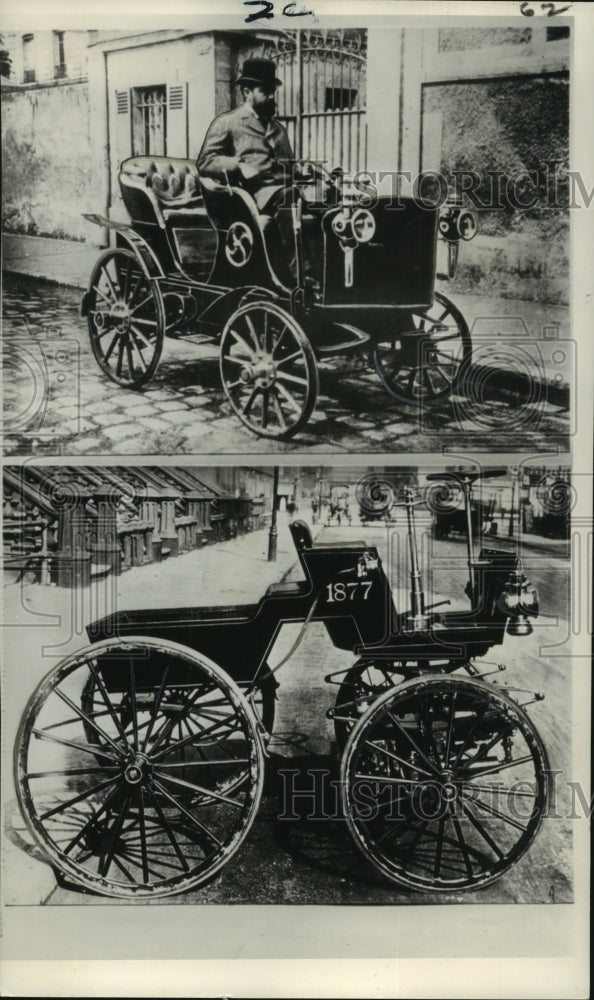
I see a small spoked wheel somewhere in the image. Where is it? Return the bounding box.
[87,249,165,388]
[340,676,549,892]
[81,664,277,748]
[220,301,318,438]
[333,660,407,755]
[15,638,264,899]
[372,292,471,405]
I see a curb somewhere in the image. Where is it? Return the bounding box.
[3,264,87,291]
[3,804,62,906]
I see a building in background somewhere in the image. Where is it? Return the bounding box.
[1,30,91,239]
[2,24,569,301]
[2,464,278,587]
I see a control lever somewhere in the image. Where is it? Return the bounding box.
[424,599,451,612]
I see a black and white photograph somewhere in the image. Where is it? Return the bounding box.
[1,16,574,454]
[0,2,591,998]
[1,460,576,905]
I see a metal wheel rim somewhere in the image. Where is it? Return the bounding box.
[220,302,318,439]
[87,249,165,388]
[372,292,472,405]
[340,675,549,892]
[15,637,264,899]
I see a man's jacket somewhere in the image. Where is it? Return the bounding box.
[197,103,293,204]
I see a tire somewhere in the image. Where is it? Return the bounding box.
[15,637,265,899]
[219,301,318,438]
[340,675,549,892]
[372,292,472,405]
[87,248,165,388]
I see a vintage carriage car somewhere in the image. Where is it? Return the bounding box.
[81,156,476,438]
[14,470,550,899]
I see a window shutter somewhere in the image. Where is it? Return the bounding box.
[114,89,132,162]
[166,83,188,158]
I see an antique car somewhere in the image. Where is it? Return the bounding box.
[14,469,550,899]
[81,156,477,438]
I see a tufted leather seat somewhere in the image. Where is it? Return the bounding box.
[118,155,291,287]
[119,156,208,230]
[121,156,201,203]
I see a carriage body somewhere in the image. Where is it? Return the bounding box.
[86,520,518,691]
[111,157,441,311]
[81,156,476,437]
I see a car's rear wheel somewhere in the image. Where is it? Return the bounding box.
[87,248,165,388]
[15,638,264,898]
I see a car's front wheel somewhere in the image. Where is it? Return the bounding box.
[372,292,472,405]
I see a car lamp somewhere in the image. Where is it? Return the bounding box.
[331,208,376,244]
[457,210,477,241]
[438,206,477,242]
[351,208,376,243]
[501,559,539,636]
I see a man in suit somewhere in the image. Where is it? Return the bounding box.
[197,58,294,214]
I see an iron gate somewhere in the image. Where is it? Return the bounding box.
[248,29,368,174]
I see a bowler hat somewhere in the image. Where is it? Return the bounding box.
[236,58,282,89]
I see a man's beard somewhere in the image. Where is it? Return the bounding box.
[257,100,275,119]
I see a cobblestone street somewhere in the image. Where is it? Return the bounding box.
[3,273,570,456]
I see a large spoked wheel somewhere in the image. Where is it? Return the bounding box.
[87,248,165,388]
[15,638,264,899]
[372,292,472,405]
[341,675,549,892]
[219,301,318,439]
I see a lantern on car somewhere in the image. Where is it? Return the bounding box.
[501,559,539,636]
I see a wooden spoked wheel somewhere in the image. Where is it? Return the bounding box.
[15,638,264,899]
[87,249,165,388]
[340,675,549,892]
[332,661,407,755]
[220,301,318,438]
[81,664,277,748]
[372,292,472,405]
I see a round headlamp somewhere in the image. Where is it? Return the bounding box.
[332,212,349,237]
[457,210,477,241]
[351,208,376,244]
